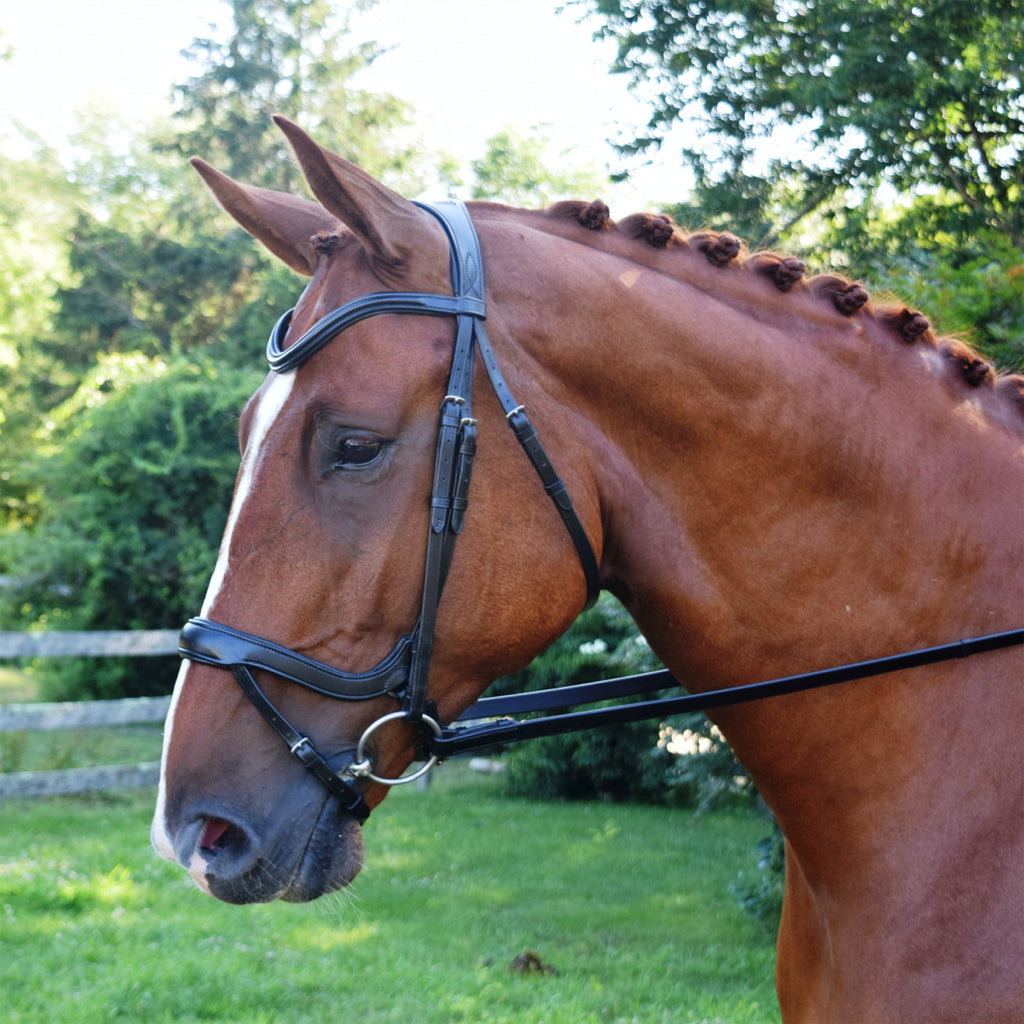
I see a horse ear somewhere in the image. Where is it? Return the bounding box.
[190,157,335,276]
[272,115,448,278]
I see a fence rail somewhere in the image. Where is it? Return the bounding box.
[0,761,163,799]
[1,630,178,799]
[0,695,172,732]
[0,629,179,659]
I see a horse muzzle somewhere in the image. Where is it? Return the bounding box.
[152,778,365,904]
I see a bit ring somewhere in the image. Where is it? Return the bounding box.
[349,711,442,785]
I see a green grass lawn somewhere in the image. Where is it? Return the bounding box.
[0,666,165,772]
[0,665,38,704]
[0,763,781,1023]
[0,722,164,773]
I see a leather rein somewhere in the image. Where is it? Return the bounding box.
[178,199,1024,823]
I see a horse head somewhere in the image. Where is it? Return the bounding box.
[152,118,600,903]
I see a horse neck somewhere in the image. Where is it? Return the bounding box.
[577,270,1015,647]
[499,236,1022,836]
[527,258,1018,651]
[488,222,1024,1018]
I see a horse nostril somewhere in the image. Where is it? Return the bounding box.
[199,816,243,855]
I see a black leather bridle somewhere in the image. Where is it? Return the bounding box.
[179,199,600,821]
[179,199,1024,823]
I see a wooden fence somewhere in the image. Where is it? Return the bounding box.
[0,630,178,799]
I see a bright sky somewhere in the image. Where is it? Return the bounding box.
[0,0,684,207]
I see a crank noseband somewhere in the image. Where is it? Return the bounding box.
[178,200,600,818]
[180,617,413,699]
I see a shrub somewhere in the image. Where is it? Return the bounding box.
[0,353,259,698]
[731,822,786,932]
[493,595,752,808]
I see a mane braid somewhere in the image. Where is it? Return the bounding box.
[517,199,1024,424]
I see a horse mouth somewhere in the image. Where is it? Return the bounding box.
[196,797,365,905]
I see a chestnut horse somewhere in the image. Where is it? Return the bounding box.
[153,118,1024,1022]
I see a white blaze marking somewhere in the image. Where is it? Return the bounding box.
[151,372,295,863]
[202,372,295,615]
[151,659,190,862]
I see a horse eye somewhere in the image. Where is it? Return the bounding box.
[332,436,384,470]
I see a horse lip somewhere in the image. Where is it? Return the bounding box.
[163,815,218,896]
[277,795,365,903]
[192,794,364,905]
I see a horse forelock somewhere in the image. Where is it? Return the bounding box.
[311,229,342,257]
[472,200,1024,433]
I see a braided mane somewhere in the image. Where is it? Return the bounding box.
[511,198,1024,426]
[310,196,1023,425]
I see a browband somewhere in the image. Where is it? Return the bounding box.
[267,294,486,373]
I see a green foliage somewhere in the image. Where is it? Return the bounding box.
[876,232,1024,371]
[0,776,781,1023]
[0,665,36,703]
[0,354,259,698]
[583,0,1024,372]
[1,0,437,509]
[52,212,258,366]
[730,826,786,933]
[0,0,445,704]
[170,0,435,194]
[584,0,1024,248]
[495,595,663,802]
[493,595,752,808]
[470,126,610,207]
[0,140,82,523]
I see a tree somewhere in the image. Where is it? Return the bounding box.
[469,126,610,207]
[0,0,441,694]
[170,0,436,194]
[2,0,430,521]
[0,136,86,526]
[582,0,1024,250]
[45,1,430,382]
